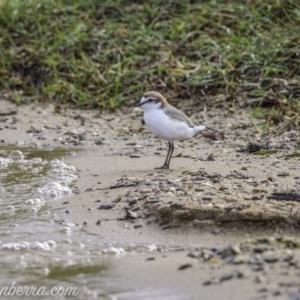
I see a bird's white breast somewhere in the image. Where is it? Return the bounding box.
[144,109,196,141]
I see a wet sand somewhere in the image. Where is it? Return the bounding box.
[1,99,300,299]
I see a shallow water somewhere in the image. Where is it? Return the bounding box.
[0,146,97,297]
[0,145,189,300]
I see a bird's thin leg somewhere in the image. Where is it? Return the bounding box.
[166,141,174,168]
[155,141,173,169]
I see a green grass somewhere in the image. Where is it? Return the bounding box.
[0,0,299,123]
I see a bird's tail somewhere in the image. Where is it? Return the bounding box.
[196,126,222,141]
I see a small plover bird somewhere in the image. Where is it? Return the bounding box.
[134,91,216,169]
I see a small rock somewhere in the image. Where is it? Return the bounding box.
[250,264,265,272]
[187,252,199,259]
[207,153,215,161]
[95,138,104,145]
[178,263,193,270]
[263,251,279,263]
[146,257,155,261]
[200,249,214,261]
[203,278,218,286]
[270,288,281,296]
[130,154,141,158]
[283,250,294,262]
[139,188,152,194]
[165,192,175,198]
[219,269,244,283]
[167,179,181,185]
[125,209,140,219]
[211,227,221,235]
[233,254,247,264]
[212,245,240,259]
[289,291,300,300]
[98,203,115,210]
[253,244,269,253]
[254,274,266,284]
[277,172,290,177]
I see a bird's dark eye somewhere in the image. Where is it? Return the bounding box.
[147,98,154,102]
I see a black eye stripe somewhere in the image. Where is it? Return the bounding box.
[138,97,158,106]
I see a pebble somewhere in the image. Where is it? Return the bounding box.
[289,291,300,300]
[214,203,225,209]
[178,263,193,270]
[165,191,175,198]
[125,209,140,219]
[253,244,270,253]
[254,274,266,284]
[277,172,290,177]
[233,254,248,264]
[167,179,181,185]
[127,198,138,205]
[202,278,218,286]
[94,138,104,145]
[130,154,141,158]
[146,257,155,261]
[98,204,115,210]
[212,245,240,258]
[60,226,72,235]
[211,227,221,235]
[263,251,279,263]
[207,153,215,161]
[283,250,294,262]
[201,249,215,261]
[139,188,152,194]
[250,264,265,272]
[219,269,244,283]
[248,254,264,265]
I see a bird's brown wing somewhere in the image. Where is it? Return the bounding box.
[164,106,197,128]
[164,105,221,140]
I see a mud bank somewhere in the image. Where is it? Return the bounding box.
[1,99,300,299]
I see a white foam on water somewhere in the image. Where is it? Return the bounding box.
[0,147,78,233]
[0,240,57,252]
[34,159,78,200]
[0,157,13,168]
[38,181,72,199]
[2,205,16,215]
[8,150,24,161]
[102,246,126,256]
[126,244,158,253]
[60,226,73,235]
[50,159,77,184]
[25,198,46,214]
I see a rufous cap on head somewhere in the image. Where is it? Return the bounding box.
[143,91,169,106]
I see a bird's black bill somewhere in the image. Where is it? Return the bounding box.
[134,101,143,107]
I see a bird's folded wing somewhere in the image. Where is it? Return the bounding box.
[164,106,196,128]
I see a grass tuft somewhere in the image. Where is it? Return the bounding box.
[0,0,299,123]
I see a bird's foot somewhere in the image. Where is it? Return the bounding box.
[155,164,169,170]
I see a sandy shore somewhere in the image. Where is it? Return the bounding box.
[1,99,300,299]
